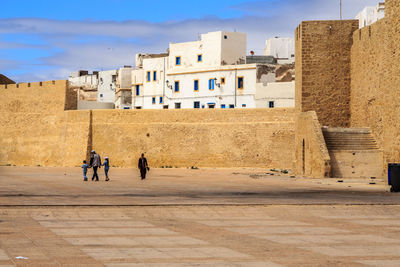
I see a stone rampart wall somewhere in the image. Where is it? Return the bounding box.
[295,111,330,178]
[350,0,400,168]
[0,81,296,169]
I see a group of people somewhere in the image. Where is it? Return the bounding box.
[81,151,149,181]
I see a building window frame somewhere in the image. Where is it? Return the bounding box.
[194,101,200,109]
[197,54,202,62]
[238,76,244,89]
[174,81,180,92]
[152,97,156,104]
[159,96,163,104]
[147,71,151,82]
[135,85,140,96]
[153,71,157,81]
[175,102,181,109]
[221,77,225,85]
[175,56,181,66]
[194,79,199,92]
[208,79,215,90]
[269,101,275,108]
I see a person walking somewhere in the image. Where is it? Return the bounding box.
[138,153,148,180]
[82,160,90,181]
[90,150,101,181]
[102,157,110,181]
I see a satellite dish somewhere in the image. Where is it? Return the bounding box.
[250,51,255,56]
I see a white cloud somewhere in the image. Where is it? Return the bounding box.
[0,0,382,82]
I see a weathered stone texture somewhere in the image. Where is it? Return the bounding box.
[0,81,89,167]
[91,109,295,168]
[350,0,400,168]
[295,20,359,127]
[295,111,331,178]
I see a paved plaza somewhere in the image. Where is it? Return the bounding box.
[1,167,400,266]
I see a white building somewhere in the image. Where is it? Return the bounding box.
[69,70,98,92]
[355,2,385,28]
[263,37,295,64]
[255,81,295,108]
[131,31,290,110]
[115,66,133,109]
[98,69,117,104]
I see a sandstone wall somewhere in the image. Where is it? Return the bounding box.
[0,81,89,167]
[91,109,295,169]
[350,0,400,168]
[295,20,358,127]
[295,111,331,178]
[0,80,296,169]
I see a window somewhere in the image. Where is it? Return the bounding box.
[194,80,199,91]
[208,104,215,109]
[175,56,181,65]
[242,104,247,108]
[221,77,225,84]
[112,75,117,83]
[159,96,163,104]
[224,35,228,39]
[135,106,142,109]
[163,105,169,109]
[208,79,215,90]
[175,103,181,109]
[291,54,295,58]
[123,107,130,110]
[152,97,156,104]
[238,77,244,89]
[100,94,103,97]
[229,104,235,109]
[136,85,140,96]
[147,71,151,82]
[197,54,202,62]
[153,71,157,81]
[221,104,226,109]
[174,81,180,92]
[269,101,275,108]
[194,101,200,109]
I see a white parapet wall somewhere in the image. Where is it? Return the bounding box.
[255,81,295,108]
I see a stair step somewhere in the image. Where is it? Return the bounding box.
[322,127,379,151]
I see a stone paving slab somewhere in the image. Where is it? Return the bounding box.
[1,205,400,265]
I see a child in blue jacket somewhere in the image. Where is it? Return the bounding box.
[102,157,110,181]
[82,160,90,181]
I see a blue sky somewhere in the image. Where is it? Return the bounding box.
[0,0,380,82]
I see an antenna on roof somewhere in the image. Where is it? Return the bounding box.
[340,0,342,20]
[197,33,201,41]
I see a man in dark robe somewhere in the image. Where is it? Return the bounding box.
[138,153,148,180]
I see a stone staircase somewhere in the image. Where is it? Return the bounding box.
[322,128,383,178]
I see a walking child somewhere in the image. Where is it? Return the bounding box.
[82,160,90,181]
[102,157,110,181]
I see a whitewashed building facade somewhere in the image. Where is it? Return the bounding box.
[263,37,295,64]
[131,31,287,110]
[355,2,385,28]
